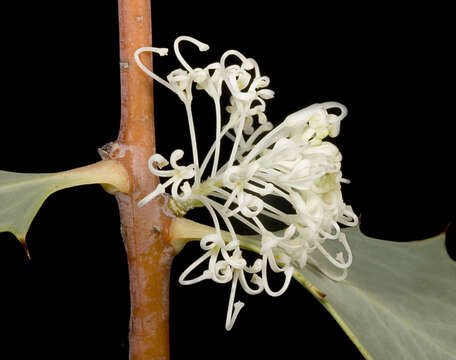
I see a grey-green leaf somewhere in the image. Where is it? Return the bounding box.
[292,227,456,360]
[0,160,129,255]
[171,218,456,359]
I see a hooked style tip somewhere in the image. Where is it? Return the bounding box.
[199,43,210,52]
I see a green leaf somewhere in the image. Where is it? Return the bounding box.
[291,227,456,360]
[0,160,129,255]
[171,218,456,359]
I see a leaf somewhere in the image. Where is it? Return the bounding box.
[291,227,456,360]
[0,160,129,256]
[170,218,456,359]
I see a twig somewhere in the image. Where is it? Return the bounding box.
[104,1,176,359]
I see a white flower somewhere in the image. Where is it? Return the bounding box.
[135,36,358,330]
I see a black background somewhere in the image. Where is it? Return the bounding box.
[0,2,454,360]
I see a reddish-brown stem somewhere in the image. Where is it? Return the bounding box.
[105,1,176,359]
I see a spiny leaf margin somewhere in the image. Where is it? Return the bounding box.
[0,160,129,254]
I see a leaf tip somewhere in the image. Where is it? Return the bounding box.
[441,221,452,236]
[19,237,31,260]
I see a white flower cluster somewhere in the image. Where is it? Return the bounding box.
[135,36,358,330]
